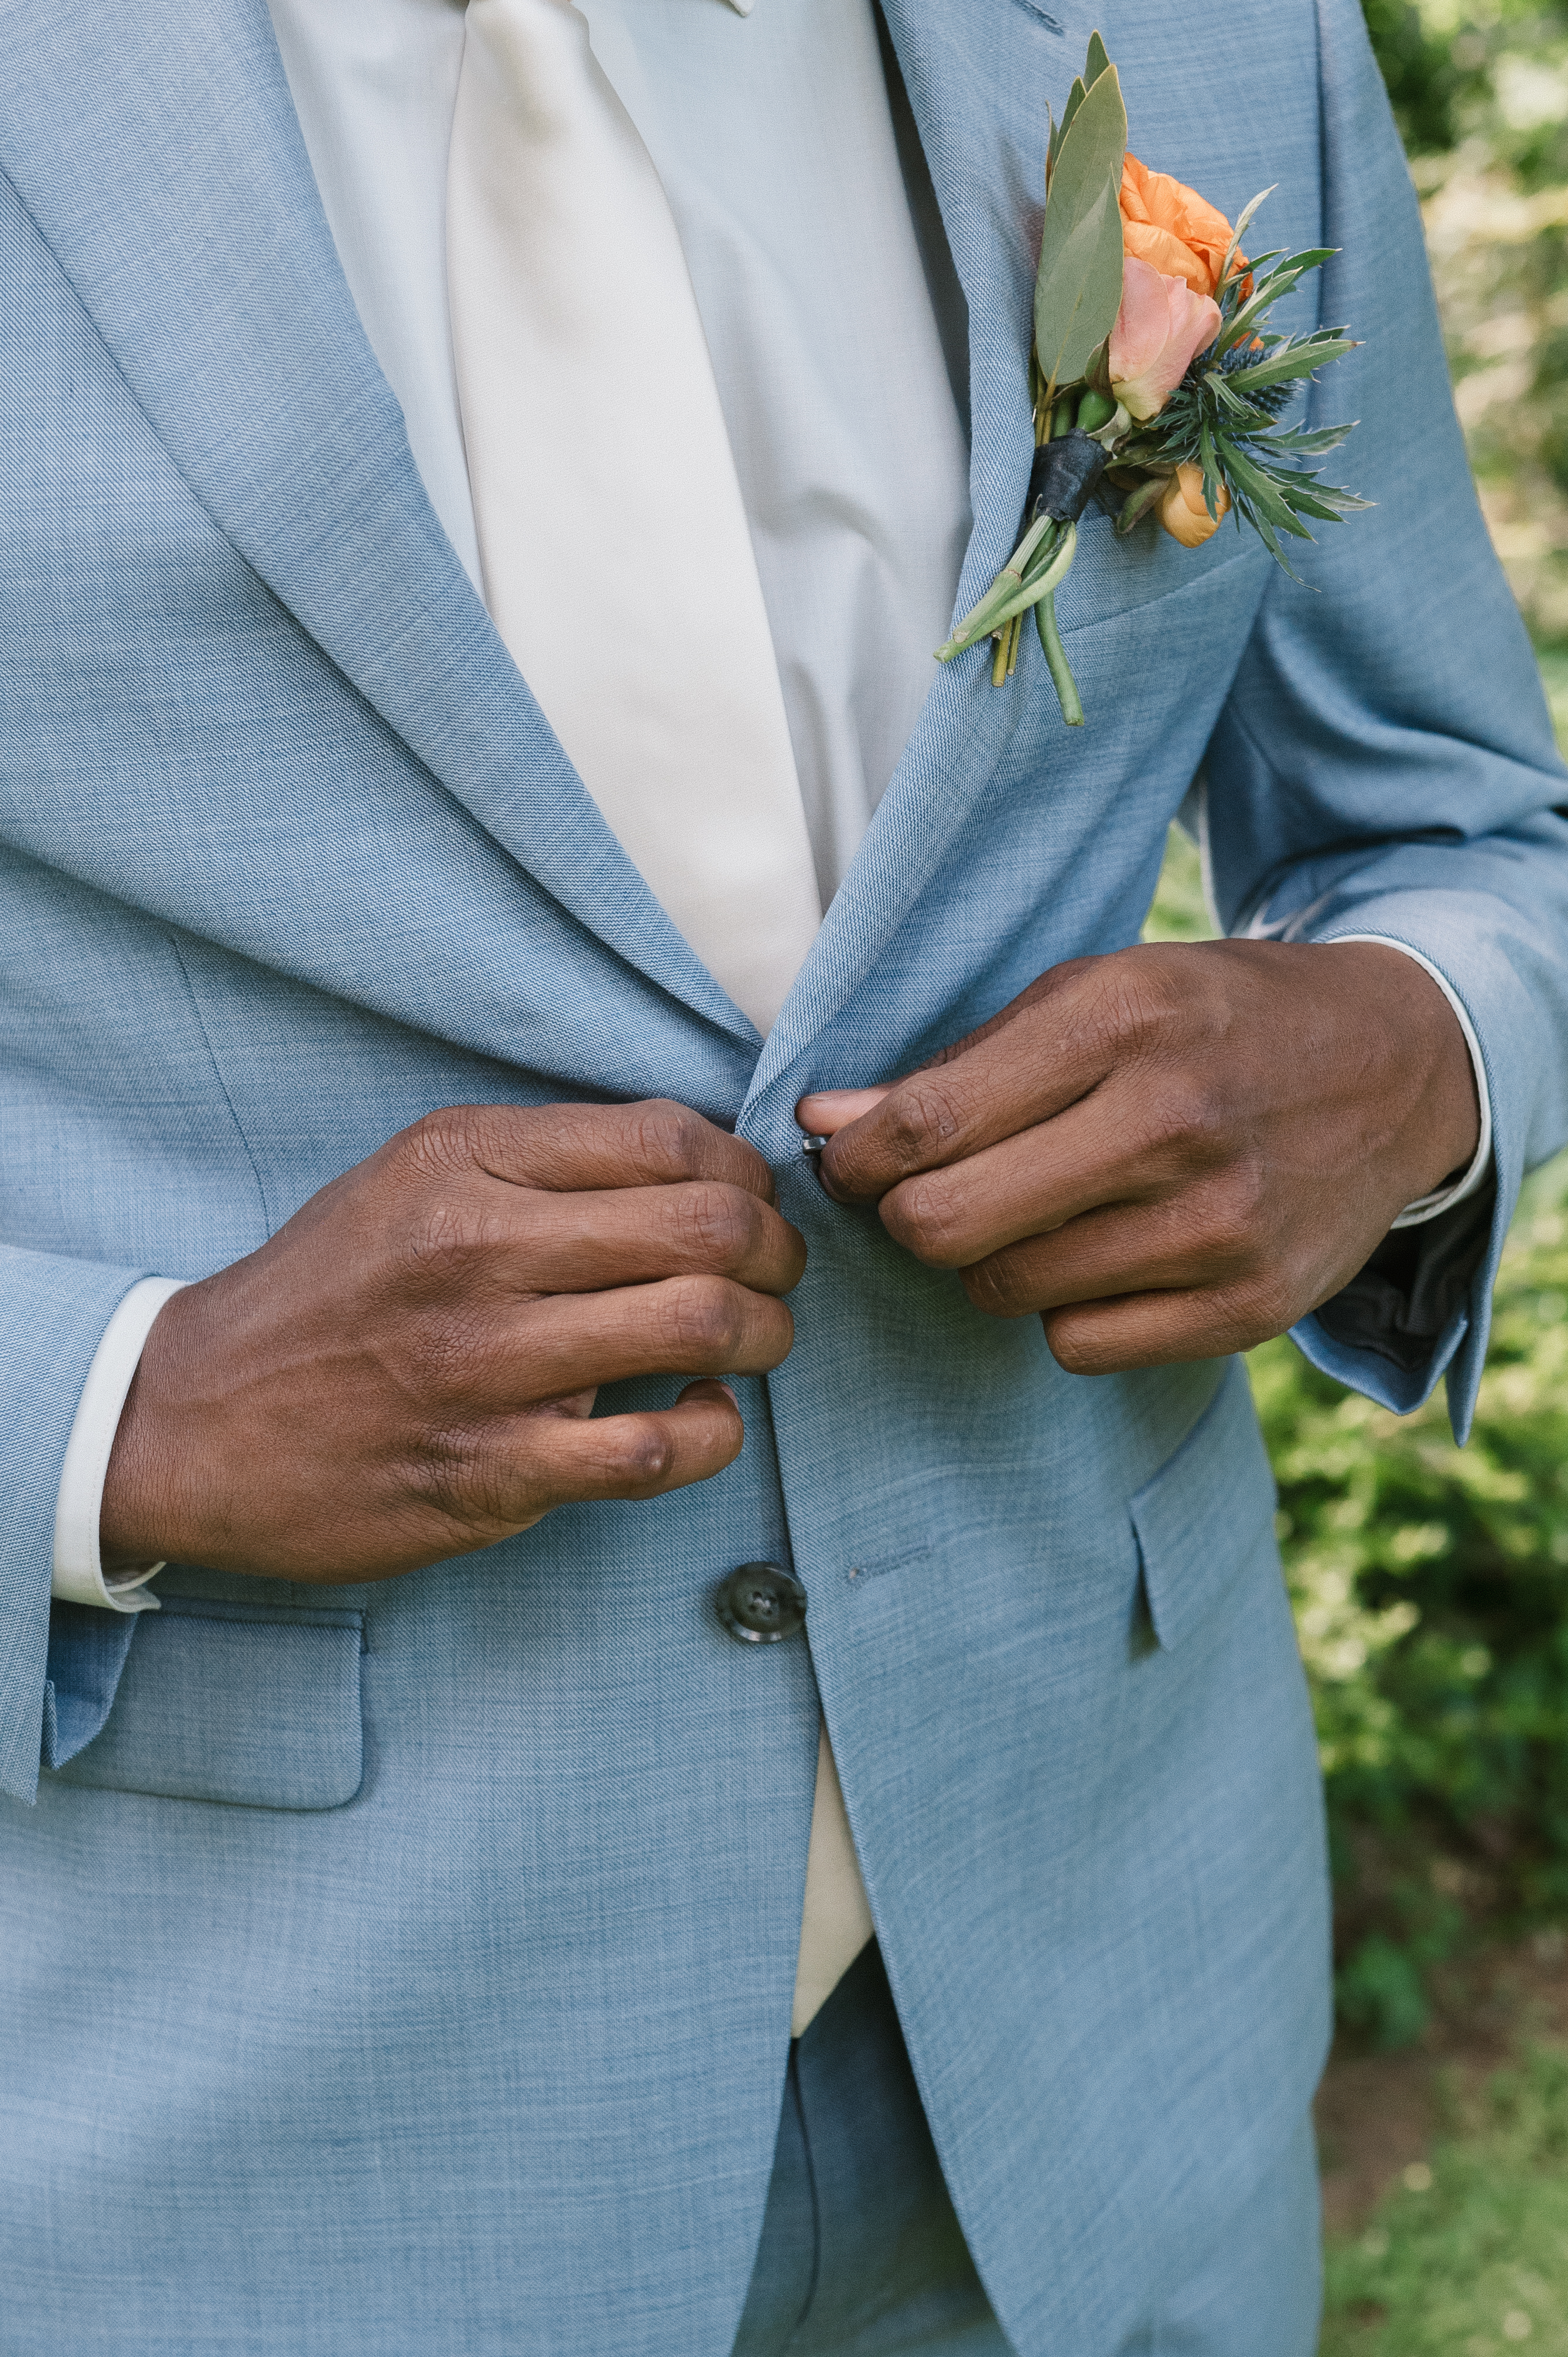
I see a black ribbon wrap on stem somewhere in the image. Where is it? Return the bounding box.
[1027,429,1108,524]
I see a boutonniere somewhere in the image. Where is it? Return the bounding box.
[938,32,1369,716]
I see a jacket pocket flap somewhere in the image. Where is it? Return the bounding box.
[51,1600,364,1810]
[1130,1359,1278,1652]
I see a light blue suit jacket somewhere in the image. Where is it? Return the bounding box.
[2,0,1566,2348]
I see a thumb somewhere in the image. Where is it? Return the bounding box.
[795,1086,892,1139]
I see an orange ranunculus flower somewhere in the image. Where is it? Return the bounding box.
[1159,463,1231,548]
[1119,154,1239,300]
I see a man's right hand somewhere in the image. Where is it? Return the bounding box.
[100,1102,805,1586]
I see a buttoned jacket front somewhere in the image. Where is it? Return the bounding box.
[2,1,1567,2351]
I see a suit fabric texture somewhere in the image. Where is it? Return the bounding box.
[2,0,1567,2351]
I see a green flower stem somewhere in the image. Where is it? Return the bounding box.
[943,520,1079,659]
[936,511,1058,660]
[1034,585,1083,725]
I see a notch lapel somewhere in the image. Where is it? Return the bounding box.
[0,0,753,1044]
[744,0,1082,1110]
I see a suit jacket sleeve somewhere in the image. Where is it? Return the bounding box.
[0,1251,155,1802]
[1199,0,1568,1437]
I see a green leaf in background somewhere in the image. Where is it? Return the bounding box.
[1034,62,1127,402]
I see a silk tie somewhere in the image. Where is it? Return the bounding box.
[446,0,871,2030]
[446,0,821,1036]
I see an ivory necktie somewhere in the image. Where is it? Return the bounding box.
[446,0,821,1037]
[446,0,871,2030]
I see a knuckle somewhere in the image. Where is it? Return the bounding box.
[881,1078,967,1166]
[881,1176,965,1265]
[677,1181,762,1270]
[1087,968,1164,1061]
[661,1275,747,1361]
[404,1417,493,1525]
[1193,1159,1269,1268]
[960,1256,1029,1318]
[630,1099,713,1182]
[601,1417,677,1491]
[1139,1078,1231,1167]
[397,1195,496,1289]
[1095,955,1218,1074]
[399,1304,483,1413]
[398,1105,488,1183]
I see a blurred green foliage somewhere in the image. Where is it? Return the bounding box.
[1142,0,1568,2053]
[1363,0,1490,150]
[1262,1179,1568,2045]
[1147,840,1568,2050]
[1400,0,1568,709]
[1339,0,1568,2045]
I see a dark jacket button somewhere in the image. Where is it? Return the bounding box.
[715,1562,807,1644]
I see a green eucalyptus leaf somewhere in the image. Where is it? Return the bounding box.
[1060,73,1089,138]
[1084,29,1111,86]
[1035,175,1126,401]
[1034,65,1128,400]
[1048,75,1088,184]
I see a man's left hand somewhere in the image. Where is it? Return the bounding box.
[797,940,1481,1375]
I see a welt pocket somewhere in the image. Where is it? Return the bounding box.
[1057,518,1262,639]
[1129,1359,1279,1652]
[49,1596,365,1811]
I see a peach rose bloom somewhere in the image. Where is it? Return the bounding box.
[1109,255,1221,421]
[1159,463,1231,548]
[1119,154,1237,300]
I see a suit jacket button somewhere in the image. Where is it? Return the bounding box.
[715,1562,807,1644]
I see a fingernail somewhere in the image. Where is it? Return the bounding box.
[796,1087,891,1137]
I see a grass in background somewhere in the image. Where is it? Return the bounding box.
[1321,2040,1568,2350]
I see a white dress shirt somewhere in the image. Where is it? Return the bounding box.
[266,0,973,907]
[57,4,1490,1628]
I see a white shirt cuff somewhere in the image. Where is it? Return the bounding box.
[52,1276,189,1613]
[1322,935,1493,1229]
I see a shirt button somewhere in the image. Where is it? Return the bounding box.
[715,1562,807,1645]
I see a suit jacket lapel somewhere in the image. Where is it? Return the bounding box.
[746,0,1082,1109]
[0,0,753,1044]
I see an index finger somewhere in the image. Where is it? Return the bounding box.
[409,1099,780,1204]
[798,968,1116,1203]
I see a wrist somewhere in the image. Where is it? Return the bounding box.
[1321,940,1481,1199]
[99,1284,202,1572]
